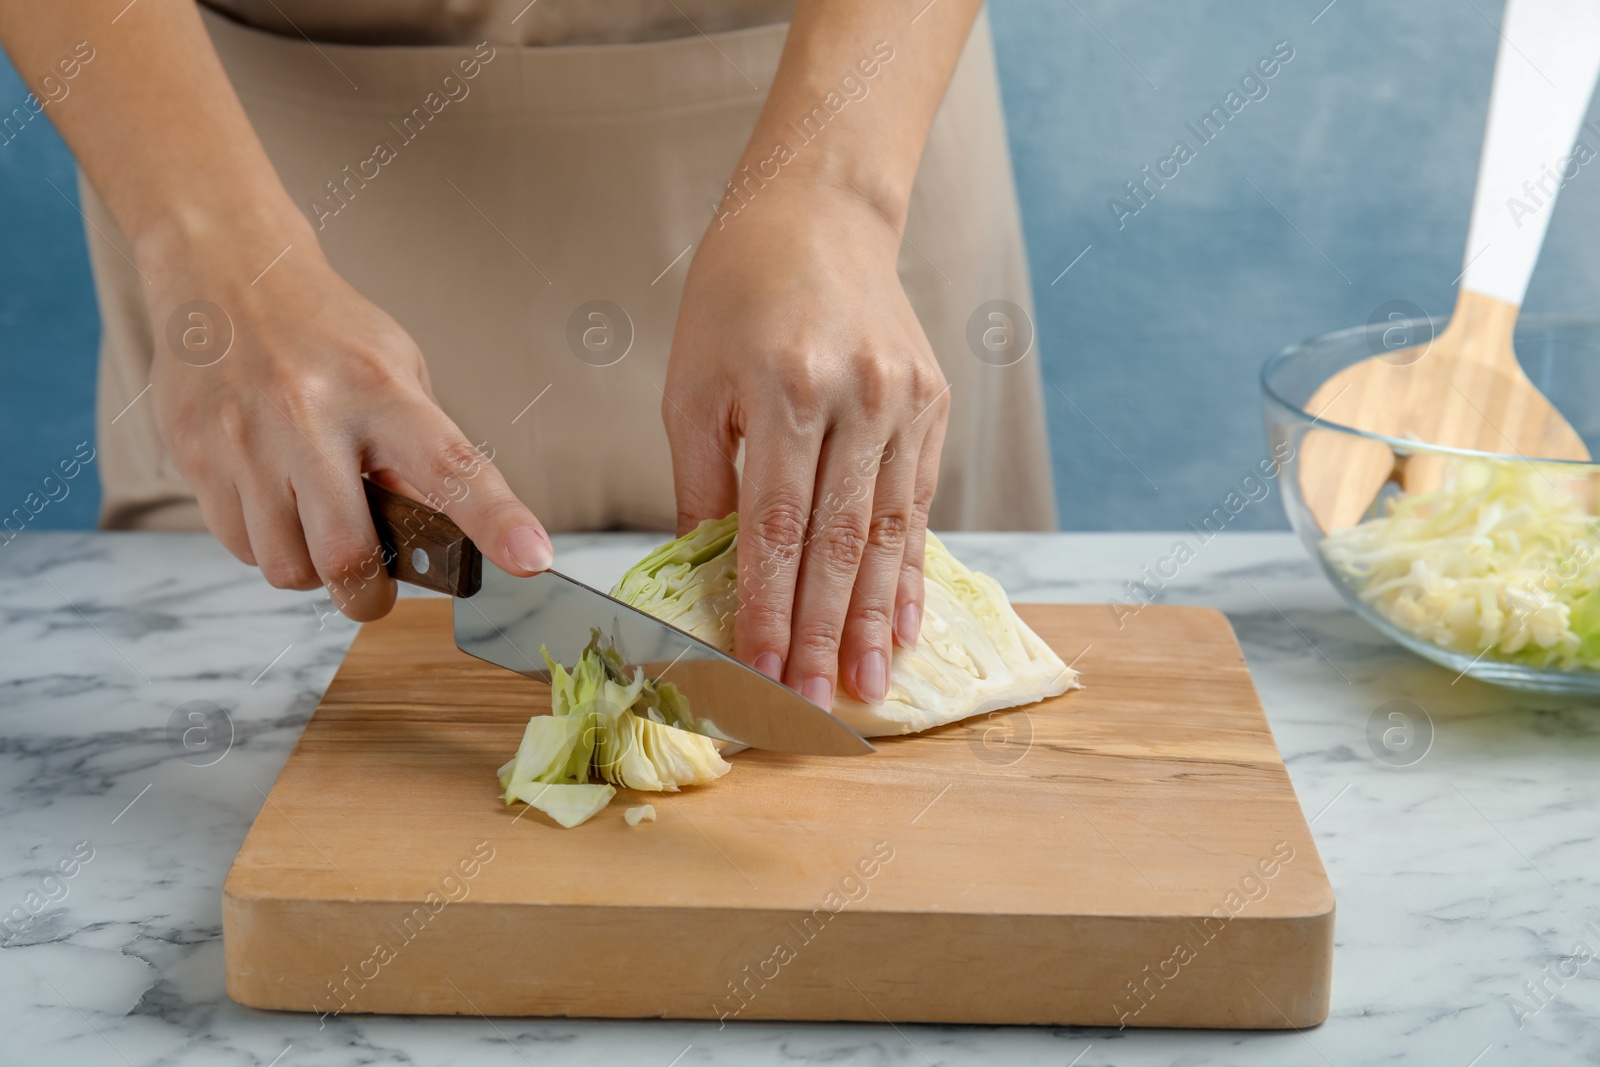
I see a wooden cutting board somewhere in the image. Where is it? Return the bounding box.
[223,599,1333,1028]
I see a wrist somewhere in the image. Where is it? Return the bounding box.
[761,153,912,227]
[706,160,908,260]
[132,193,322,294]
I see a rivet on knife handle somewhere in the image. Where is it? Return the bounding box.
[363,479,483,598]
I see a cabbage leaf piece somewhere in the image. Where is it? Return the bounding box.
[610,516,1081,736]
[496,713,594,791]
[508,781,616,828]
[498,633,732,827]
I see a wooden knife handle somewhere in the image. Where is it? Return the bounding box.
[363,479,483,598]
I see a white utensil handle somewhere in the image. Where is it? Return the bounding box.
[1461,0,1600,306]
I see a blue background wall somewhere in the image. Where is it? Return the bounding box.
[2,0,1598,531]
[997,0,1600,530]
[0,51,99,530]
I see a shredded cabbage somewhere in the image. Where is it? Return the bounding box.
[498,631,731,827]
[611,515,1081,736]
[1321,458,1600,670]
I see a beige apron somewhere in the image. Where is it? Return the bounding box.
[85,5,1057,533]
[199,0,797,46]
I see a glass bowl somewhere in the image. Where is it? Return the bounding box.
[1262,315,1600,693]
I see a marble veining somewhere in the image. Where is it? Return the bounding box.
[2,530,1599,1065]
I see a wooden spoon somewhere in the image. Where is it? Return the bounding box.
[1300,0,1600,535]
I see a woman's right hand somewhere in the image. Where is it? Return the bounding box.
[0,2,551,621]
[141,216,553,621]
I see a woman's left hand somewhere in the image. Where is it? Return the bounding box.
[663,181,949,709]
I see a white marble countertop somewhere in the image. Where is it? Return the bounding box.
[2,530,1597,1066]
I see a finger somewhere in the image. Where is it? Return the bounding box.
[784,432,883,710]
[371,398,553,578]
[293,460,397,623]
[366,466,422,500]
[194,479,255,567]
[733,419,823,685]
[838,441,913,703]
[895,402,948,649]
[236,469,321,592]
[663,387,738,536]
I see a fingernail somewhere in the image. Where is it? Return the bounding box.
[896,602,921,646]
[801,676,834,710]
[856,649,888,704]
[507,525,553,573]
[754,652,783,681]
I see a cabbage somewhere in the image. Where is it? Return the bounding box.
[499,713,593,789]
[509,782,616,828]
[611,516,1080,736]
[1321,458,1600,670]
[611,514,739,645]
[498,631,731,827]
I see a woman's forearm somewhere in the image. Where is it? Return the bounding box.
[0,2,556,616]
[672,1,980,704]
[722,0,985,229]
[0,1,311,269]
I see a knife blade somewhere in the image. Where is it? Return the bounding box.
[364,479,874,756]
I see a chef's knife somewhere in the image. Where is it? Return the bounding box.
[362,480,874,756]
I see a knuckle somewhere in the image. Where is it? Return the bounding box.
[262,371,331,427]
[342,342,415,394]
[866,511,909,551]
[259,556,318,590]
[854,357,902,414]
[317,535,382,586]
[214,398,252,450]
[426,437,492,488]
[750,497,809,554]
[849,600,894,636]
[790,617,844,663]
[738,596,793,641]
[772,356,828,416]
[812,518,868,574]
[911,357,947,395]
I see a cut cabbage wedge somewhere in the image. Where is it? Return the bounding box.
[611,514,739,645]
[498,633,730,828]
[597,711,731,792]
[611,515,1081,736]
